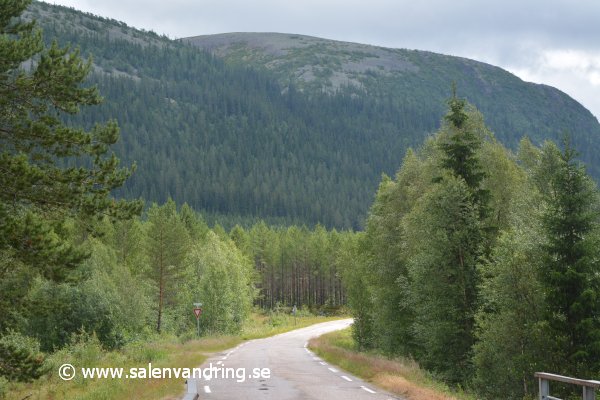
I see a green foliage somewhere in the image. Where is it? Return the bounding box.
[123,340,167,364]
[5,2,600,396]
[145,200,191,333]
[541,139,600,378]
[438,99,489,215]
[0,332,47,382]
[407,172,483,383]
[400,97,491,383]
[0,376,7,398]
[186,232,254,334]
[445,85,469,129]
[342,94,600,399]
[473,224,551,399]
[25,278,121,351]
[22,238,151,351]
[343,99,498,384]
[342,97,600,394]
[343,244,375,350]
[0,1,141,382]
[0,5,357,389]
[0,0,141,277]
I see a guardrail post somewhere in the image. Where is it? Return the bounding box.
[539,376,549,400]
[182,379,199,400]
[584,386,595,400]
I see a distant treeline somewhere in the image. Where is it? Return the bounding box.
[1,196,350,356]
[230,223,350,310]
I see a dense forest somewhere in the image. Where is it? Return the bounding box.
[344,94,600,398]
[22,1,600,229]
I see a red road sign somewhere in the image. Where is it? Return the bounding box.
[194,308,202,318]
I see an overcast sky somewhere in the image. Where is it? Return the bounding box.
[47,0,600,120]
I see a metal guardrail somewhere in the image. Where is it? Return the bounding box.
[182,379,199,400]
[536,372,600,400]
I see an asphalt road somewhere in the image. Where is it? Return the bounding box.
[190,319,401,400]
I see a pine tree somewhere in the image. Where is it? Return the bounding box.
[146,200,190,333]
[542,139,600,377]
[1,2,141,380]
[0,332,46,382]
[0,0,142,278]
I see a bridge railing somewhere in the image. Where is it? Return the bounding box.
[535,372,600,400]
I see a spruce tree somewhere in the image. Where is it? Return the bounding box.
[408,172,483,383]
[438,86,489,215]
[542,139,600,377]
[408,90,490,383]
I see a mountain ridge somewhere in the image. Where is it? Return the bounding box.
[182,32,584,102]
[184,31,599,146]
[25,1,600,228]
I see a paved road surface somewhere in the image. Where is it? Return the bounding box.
[191,319,401,399]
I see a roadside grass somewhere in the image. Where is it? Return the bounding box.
[308,328,476,400]
[3,312,343,400]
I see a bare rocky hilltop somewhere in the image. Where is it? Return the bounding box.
[184,32,421,91]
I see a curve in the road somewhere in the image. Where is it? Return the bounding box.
[188,319,401,400]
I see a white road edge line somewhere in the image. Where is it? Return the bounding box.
[304,341,308,348]
[361,385,376,394]
[319,361,327,365]
[328,367,338,373]
[341,375,352,382]
[204,385,211,393]
[216,361,223,365]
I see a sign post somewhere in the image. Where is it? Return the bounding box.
[292,304,297,326]
[193,302,203,337]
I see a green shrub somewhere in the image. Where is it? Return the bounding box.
[0,376,8,399]
[0,332,47,382]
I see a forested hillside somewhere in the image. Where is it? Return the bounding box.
[25,2,600,228]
